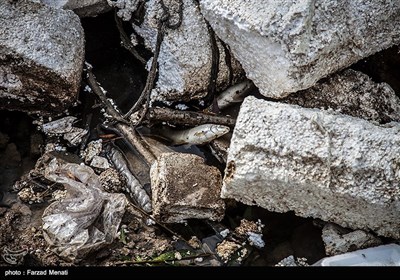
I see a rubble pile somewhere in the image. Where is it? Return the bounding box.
[0,0,399,267]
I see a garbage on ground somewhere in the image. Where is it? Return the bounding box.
[41,158,127,262]
[313,244,400,266]
[275,255,309,267]
[40,116,88,146]
[234,219,265,249]
[216,240,247,264]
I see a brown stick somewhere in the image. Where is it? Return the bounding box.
[115,123,156,164]
[86,65,129,125]
[85,64,156,165]
[147,107,236,128]
[123,22,165,122]
[114,11,147,65]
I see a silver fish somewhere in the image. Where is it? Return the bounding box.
[217,80,253,109]
[159,124,230,145]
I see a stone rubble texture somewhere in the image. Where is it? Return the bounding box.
[150,152,225,223]
[282,69,400,124]
[200,0,400,98]
[222,96,400,239]
[0,0,85,114]
[129,0,244,103]
[40,0,111,17]
[321,223,382,256]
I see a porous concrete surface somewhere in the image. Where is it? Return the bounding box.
[222,96,400,239]
[131,0,244,103]
[150,152,225,223]
[0,0,85,114]
[40,0,111,17]
[321,223,382,256]
[282,69,400,124]
[200,0,400,98]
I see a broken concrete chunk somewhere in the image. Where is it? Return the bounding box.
[150,152,225,223]
[0,0,85,114]
[200,0,400,98]
[275,255,309,267]
[99,168,125,193]
[82,140,103,163]
[40,116,88,146]
[222,96,400,239]
[41,116,77,135]
[107,0,140,21]
[40,0,111,17]
[90,155,110,171]
[129,0,244,103]
[322,223,382,256]
[282,69,400,123]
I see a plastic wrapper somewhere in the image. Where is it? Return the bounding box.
[42,158,127,262]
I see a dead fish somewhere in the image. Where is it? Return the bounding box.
[106,145,152,213]
[158,124,230,146]
[216,80,253,109]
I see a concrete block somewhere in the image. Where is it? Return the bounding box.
[150,152,225,223]
[222,96,400,238]
[130,0,244,103]
[282,69,400,123]
[200,0,400,98]
[322,223,382,256]
[0,0,85,114]
[40,0,111,17]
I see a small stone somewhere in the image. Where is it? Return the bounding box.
[234,219,260,237]
[81,140,103,163]
[90,155,110,171]
[150,152,225,223]
[216,240,241,263]
[99,168,125,193]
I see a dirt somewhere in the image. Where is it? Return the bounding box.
[2,10,398,268]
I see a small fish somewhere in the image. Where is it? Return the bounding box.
[216,80,253,109]
[158,124,230,146]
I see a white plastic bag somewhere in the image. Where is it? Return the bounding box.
[42,158,127,262]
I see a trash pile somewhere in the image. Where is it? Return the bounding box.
[0,0,400,267]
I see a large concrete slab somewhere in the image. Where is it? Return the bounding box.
[129,0,244,103]
[222,96,400,238]
[0,0,85,114]
[200,0,400,98]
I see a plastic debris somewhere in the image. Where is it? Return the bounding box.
[313,244,400,266]
[41,158,127,262]
[40,116,88,146]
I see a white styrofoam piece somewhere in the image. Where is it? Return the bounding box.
[313,244,400,266]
